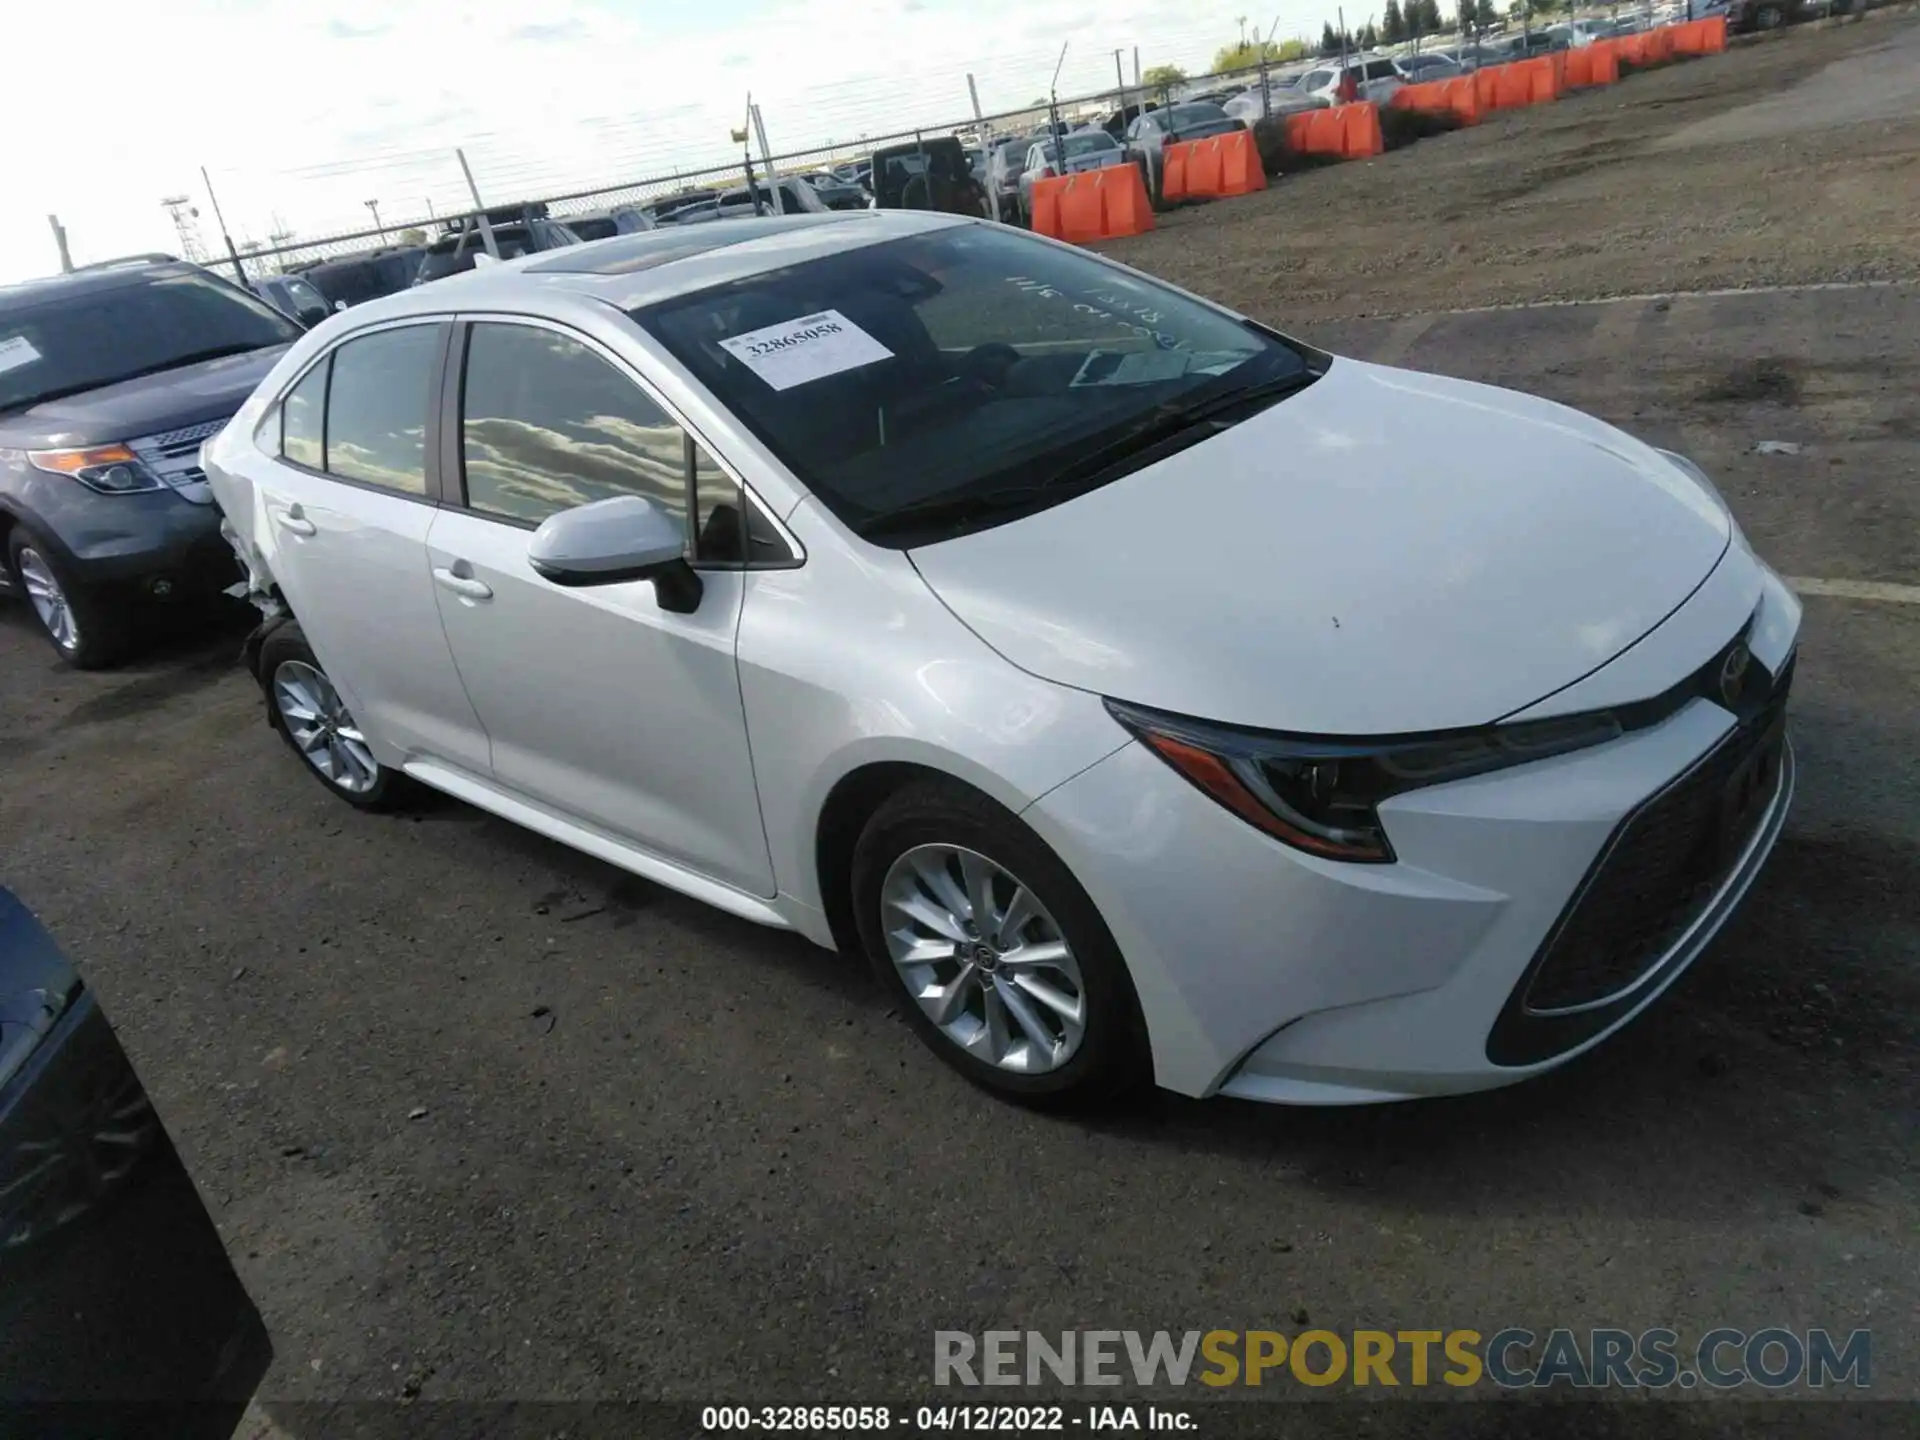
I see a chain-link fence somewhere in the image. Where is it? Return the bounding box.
[218,58,1293,284]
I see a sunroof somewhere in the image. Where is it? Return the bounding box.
[530,214,873,277]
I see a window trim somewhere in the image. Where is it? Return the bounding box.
[264,316,454,507]
[441,311,802,570]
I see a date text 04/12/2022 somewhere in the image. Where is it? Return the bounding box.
[700,1405,1193,1431]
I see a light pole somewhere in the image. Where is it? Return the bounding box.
[364,199,385,241]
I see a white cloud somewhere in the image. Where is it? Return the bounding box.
[3,0,1345,283]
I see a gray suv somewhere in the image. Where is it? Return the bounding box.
[0,257,304,667]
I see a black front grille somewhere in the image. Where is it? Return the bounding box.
[1521,675,1791,1014]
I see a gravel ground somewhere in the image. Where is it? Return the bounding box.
[4,20,1919,1437]
[1102,13,1920,321]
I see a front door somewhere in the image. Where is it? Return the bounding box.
[425,317,775,896]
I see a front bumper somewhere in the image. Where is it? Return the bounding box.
[14,481,238,600]
[1021,564,1801,1104]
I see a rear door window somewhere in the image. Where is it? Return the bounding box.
[281,359,327,469]
[322,325,441,495]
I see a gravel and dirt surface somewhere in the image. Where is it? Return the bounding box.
[1103,11,1920,321]
[3,20,1918,1437]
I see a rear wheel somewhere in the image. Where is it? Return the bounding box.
[6,526,131,669]
[852,779,1149,1108]
[1755,2,1785,26]
[258,621,409,810]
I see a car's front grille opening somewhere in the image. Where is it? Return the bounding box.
[1521,672,1792,1015]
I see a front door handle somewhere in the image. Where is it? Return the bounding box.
[275,506,317,537]
[433,566,493,601]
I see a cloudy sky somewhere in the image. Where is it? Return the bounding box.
[1,0,1348,283]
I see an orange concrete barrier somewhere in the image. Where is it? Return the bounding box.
[1392,75,1484,125]
[1564,44,1619,88]
[1473,63,1504,112]
[1284,103,1382,160]
[1028,175,1066,239]
[1056,175,1105,245]
[1160,142,1190,202]
[1671,17,1729,56]
[1186,135,1226,197]
[1643,26,1676,64]
[1341,101,1384,158]
[1030,165,1155,242]
[1094,164,1155,235]
[1217,128,1266,196]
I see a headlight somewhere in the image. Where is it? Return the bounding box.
[1105,699,1625,864]
[28,445,165,495]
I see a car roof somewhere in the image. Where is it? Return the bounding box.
[0,259,202,314]
[332,211,966,322]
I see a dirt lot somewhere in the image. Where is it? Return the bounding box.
[3,20,1918,1436]
[1104,12,1920,320]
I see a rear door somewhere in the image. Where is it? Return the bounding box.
[424,315,781,895]
[249,320,493,773]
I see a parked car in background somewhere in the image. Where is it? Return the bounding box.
[1726,0,1830,31]
[987,137,1034,217]
[1546,18,1613,45]
[1299,56,1406,107]
[1396,52,1465,81]
[868,138,988,216]
[414,213,583,285]
[1495,29,1571,57]
[564,206,656,241]
[1124,103,1246,200]
[714,178,835,217]
[644,189,723,225]
[1223,74,1319,125]
[290,246,422,310]
[1016,131,1131,224]
[251,272,334,327]
[800,172,872,211]
[206,213,1802,1111]
[0,257,302,666]
[660,200,724,226]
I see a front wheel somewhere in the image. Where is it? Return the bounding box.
[852,779,1149,1108]
[6,526,131,669]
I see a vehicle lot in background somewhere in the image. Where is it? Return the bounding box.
[1,13,1915,1419]
[287,247,421,310]
[250,273,332,327]
[563,206,655,240]
[413,215,582,284]
[1125,102,1246,199]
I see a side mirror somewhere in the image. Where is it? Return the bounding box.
[332,299,348,313]
[298,305,331,329]
[527,495,702,612]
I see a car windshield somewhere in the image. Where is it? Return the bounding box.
[633,225,1315,543]
[0,269,300,412]
[570,216,619,241]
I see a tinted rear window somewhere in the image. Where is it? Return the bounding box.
[0,270,299,412]
[1363,60,1400,79]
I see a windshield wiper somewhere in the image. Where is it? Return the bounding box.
[855,367,1321,542]
[1038,367,1320,495]
[858,485,1052,539]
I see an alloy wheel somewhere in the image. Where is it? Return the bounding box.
[272,659,380,794]
[16,547,79,653]
[880,844,1087,1074]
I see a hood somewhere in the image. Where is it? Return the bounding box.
[908,358,1732,736]
[0,345,291,450]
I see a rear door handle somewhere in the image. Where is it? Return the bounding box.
[275,507,316,537]
[433,567,493,601]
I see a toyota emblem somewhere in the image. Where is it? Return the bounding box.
[1718,642,1752,708]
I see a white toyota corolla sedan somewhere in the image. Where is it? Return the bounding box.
[204,212,1798,1108]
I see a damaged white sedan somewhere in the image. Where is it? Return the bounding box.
[204,212,1799,1108]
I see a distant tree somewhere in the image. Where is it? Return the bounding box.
[1418,0,1446,32]
[1319,21,1342,55]
[1358,20,1380,48]
[397,227,427,245]
[1142,63,1187,89]
[1212,39,1291,71]
[1384,0,1406,42]
[1275,37,1310,61]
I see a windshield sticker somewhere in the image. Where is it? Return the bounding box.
[0,335,42,376]
[719,310,894,391]
[1069,350,1194,387]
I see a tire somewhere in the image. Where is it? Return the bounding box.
[1755,2,1784,26]
[6,525,132,669]
[851,778,1150,1109]
[257,621,411,810]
